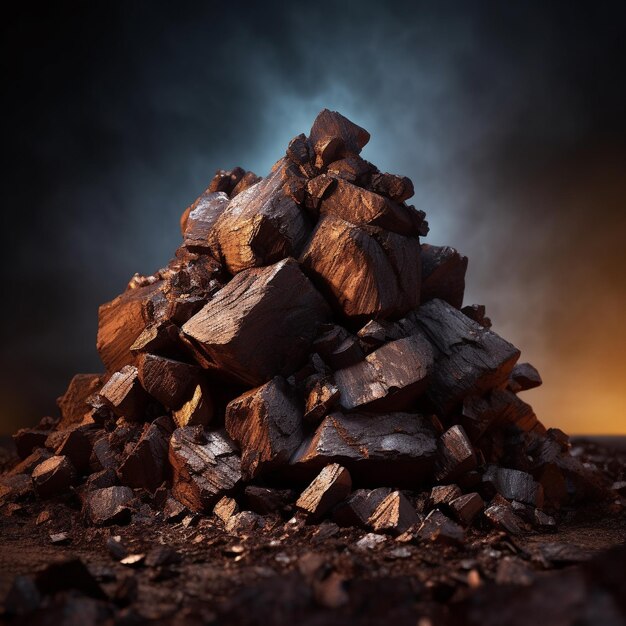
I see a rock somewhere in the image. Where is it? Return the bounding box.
[7,447,52,477]
[508,362,543,393]
[84,468,118,491]
[244,486,294,515]
[225,510,265,535]
[319,177,417,235]
[182,258,330,386]
[99,365,149,421]
[31,455,77,498]
[56,374,103,429]
[12,428,49,460]
[85,486,136,526]
[483,504,526,535]
[314,325,365,370]
[210,163,311,274]
[534,509,557,530]
[435,425,478,482]
[461,304,492,329]
[117,422,170,492]
[309,109,370,156]
[172,383,214,428]
[299,216,421,319]
[292,412,437,485]
[326,156,374,186]
[0,474,33,503]
[97,281,162,373]
[368,490,421,535]
[54,425,98,474]
[369,172,414,202]
[286,133,312,166]
[296,463,352,521]
[332,487,392,527]
[334,334,434,412]
[483,466,544,507]
[214,496,240,523]
[169,427,241,512]
[181,190,229,253]
[232,171,262,196]
[136,353,201,409]
[356,319,403,351]
[429,484,462,507]
[303,378,340,424]
[354,532,387,551]
[208,167,246,194]
[448,493,484,525]
[413,299,521,415]
[304,174,337,212]
[225,376,303,479]
[417,509,464,545]
[420,244,468,309]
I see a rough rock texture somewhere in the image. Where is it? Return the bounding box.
[296,463,352,521]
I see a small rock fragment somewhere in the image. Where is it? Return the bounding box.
[85,486,136,526]
[368,491,421,535]
[296,463,352,521]
[31,455,77,498]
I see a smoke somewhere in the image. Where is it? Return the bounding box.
[1,1,624,434]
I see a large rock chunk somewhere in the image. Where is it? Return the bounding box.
[292,412,438,485]
[181,190,229,253]
[413,299,520,415]
[296,463,352,521]
[169,426,241,512]
[136,353,201,409]
[182,258,330,386]
[420,244,468,309]
[210,163,311,274]
[97,282,162,373]
[319,178,417,235]
[309,109,370,156]
[300,216,421,320]
[334,334,434,412]
[225,377,304,479]
[56,374,103,430]
[99,365,149,421]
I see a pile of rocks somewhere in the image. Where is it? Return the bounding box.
[4,110,608,542]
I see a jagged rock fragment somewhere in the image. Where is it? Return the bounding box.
[85,486,136,526]
[435,425,477,482]
[304,378,340,423]
[172,384,213,428]
[368,490,420,534]
[334,334,434,412]
[420,244,468,309]
[214,496,240,523]
[56,374,103,429]
[484,503,526,535]
[309,109,370,156]
[369,172,414,202]
[429,484,462,507]
[136,353,200,409]
[449,492,484,525]
[417,509,464,545]
[296,463,352,521]
[182,258,330,386]
[332,487,392,527]
[181,190,229,252]
[483,466,544,507]
[508,362,543,393]
[292,412,437,485]
[225,376,303,479]
[99,365,149,421]
[169,427,241,512]
[31,455,76,498]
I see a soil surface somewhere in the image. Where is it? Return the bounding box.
[1,437,625,625]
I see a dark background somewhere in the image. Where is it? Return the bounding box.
[1,1,625,435]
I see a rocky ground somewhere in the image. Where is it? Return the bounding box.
[1,437,625,626]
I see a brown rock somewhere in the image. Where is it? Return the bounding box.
[169,426,241,512]
[300,216,420,319]
[286,133,312,166]
[417,509,464,545]
[326,156,375,185]
[309,109,370,156]
[7,448,52,477]
[420,244,468,309]
[97,281,162,373]
[12,428,49,460]
[461,304,492,328]
[172,383,214,428]
[429,484,462,507]
[214,495,240,523]
[449,492,484,525]
[225,377,304,479]
[84,469,118,491]
[313,324,365,370]
[304,378,340,424]
[54,425,99,474]
[296,463,352,521]
[413,299,520,415]
[85,486,136,526]
[332,487,391,527]
[117,422,170,492]
[56,374,104,430]
[136,353,200,409]
[181,190,229,253]
[319,177,416,235]
[484,503,526,535]
[210,163,310,274]
[508,362,543,393]
[483,466,544,507]
[208,167,246,195]
[356,319,403,351]
[31,455,77,498]
[292,412,437,485]
[225,510,265,535]
[334,334,434,412]
[182,258,330,386]
[369,172,414,202]
[368,490,420,535]
[99,365,149,420]
[231,171,262,197]
[304,174,337,212]
[435,425,478,482]
[244,485,294,515]
[0,474,33,503]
